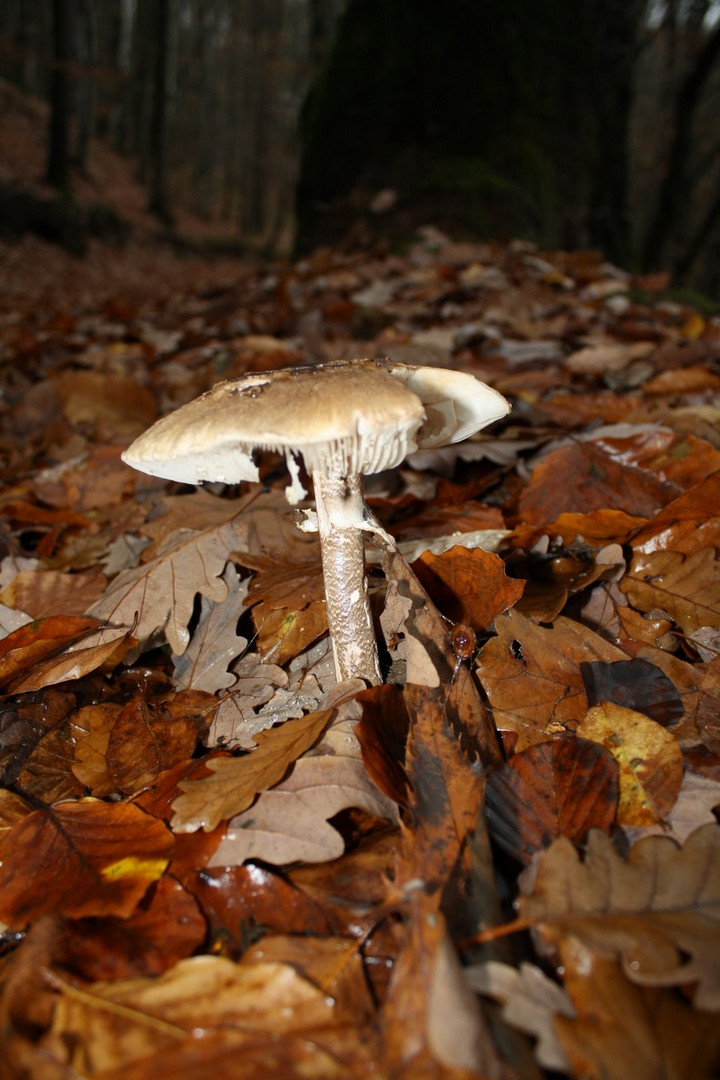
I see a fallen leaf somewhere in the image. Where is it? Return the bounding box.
[519,823,720,1009]
[577,703,684,825]
[621,547,720,634]
[476,609,625,750]
[171,709,332,832]
[485,736,618,864]
[208,707,397,866]
[0,567,107,617]
[88,512,252,654]
[0,615,102,691]
[172,564,249,692]
[580,657,684,726]
[466,960,574,1072]
[0,800,173,927]
[555,938,720,1080]
[411,544,525,629]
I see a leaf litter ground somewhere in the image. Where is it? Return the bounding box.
[0,230,719,1079]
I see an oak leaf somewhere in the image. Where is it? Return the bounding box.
[556,939,720,1080]
[466,960,574,1072]
[519,823,720,1009]
[476,609,625,750]
[87,516,251,654]
[208,709,397,866]
[171,708,333,832]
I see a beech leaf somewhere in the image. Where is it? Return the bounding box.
[0,800,173,927]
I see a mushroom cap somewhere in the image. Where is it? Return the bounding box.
[121,358,510,490]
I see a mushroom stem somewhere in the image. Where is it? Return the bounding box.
[312,469,381,686]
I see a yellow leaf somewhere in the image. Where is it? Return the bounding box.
[577,703,683,825]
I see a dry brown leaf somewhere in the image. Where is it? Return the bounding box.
[577,703,683,825]
[0,566,107,617]
[87,513,252,654]
[466,960,574,1072]
[53,369,157,438]
[519,823,720,1009]
[621,547,720,634]
[208,707,397,866]
[381,893,500,1078]
[172,565,249,692]
[171,709,332,832]
[48,953,341,1076]
[476,610,626,750]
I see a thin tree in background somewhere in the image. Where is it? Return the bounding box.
[641,17,720,271]
[46,0,74,188]
[148,0,173,224]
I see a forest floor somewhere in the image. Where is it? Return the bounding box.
[0,81,719,1080]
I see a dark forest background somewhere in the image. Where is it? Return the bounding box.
[1,0,720,294]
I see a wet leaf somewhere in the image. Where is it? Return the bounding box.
[0,801,173,927]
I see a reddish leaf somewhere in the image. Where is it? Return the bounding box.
[412,545,525,629]
[485,736,618,864]
[190,864,332,955]
[519,439,679,525]
[0,801,173,927]
[61,876,206,980]
[0,615,101,691]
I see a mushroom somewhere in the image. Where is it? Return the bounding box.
[121,358,510,685]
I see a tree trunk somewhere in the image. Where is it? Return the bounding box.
[148,0,173,224]
[641,20,720,271]
[46,0,74,189]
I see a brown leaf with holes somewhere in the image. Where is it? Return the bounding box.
[476,609,626,750]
